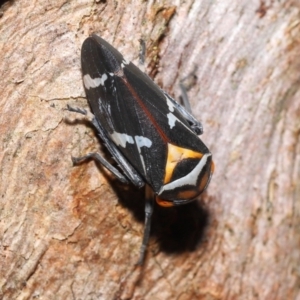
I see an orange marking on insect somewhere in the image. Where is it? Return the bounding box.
[210,160,215,174]
[164,143,203,184]
[156,197,174,207]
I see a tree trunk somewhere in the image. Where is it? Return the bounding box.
[1,0,299,299]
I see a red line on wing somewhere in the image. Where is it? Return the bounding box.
[123,78,171,142]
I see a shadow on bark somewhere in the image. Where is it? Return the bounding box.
[113,180,210,255]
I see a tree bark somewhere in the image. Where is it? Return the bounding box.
[0,0,299,299]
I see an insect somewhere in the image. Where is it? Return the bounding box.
[68,34,214,265]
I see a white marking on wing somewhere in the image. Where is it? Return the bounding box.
[167,112,195,134]
[135,136,152,173]
[165,95,175,112]
[167,113,177,129]
[110,133,152,173]
[135,136,152,148]
[83,74,108,89]
[110,132,134,148]
[159,153,211,193]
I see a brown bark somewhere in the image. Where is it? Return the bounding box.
[1,0,300,299]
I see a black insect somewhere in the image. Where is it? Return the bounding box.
[68,34,214,264]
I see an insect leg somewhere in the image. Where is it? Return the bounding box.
[136,185,154,265]
[179,70,198,113]
[179,80,192,113]
[139,38,146,66]
[71,153,129,183]
[66,104,87,116]
[67,105,145,188]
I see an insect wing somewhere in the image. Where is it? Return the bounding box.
[81,34,211,195]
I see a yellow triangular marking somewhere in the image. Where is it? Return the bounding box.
[164,143,203,184]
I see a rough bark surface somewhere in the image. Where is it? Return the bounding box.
[0,0,300,299]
